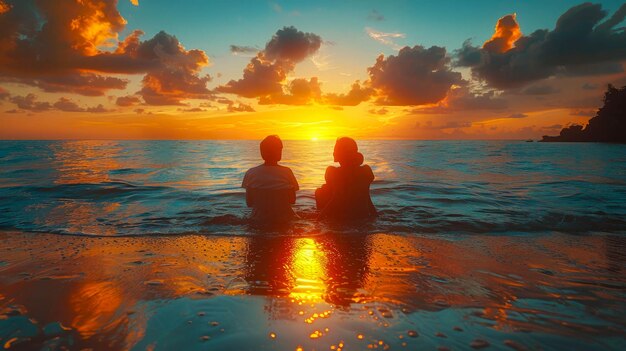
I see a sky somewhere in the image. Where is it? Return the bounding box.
[1,0,625,140]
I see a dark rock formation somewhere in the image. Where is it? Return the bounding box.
[541,84,626,142]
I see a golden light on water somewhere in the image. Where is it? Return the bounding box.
[288,238,328,303]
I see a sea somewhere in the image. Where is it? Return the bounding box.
[0,140,625,236]
[1,140,625,350]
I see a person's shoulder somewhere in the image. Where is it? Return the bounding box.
[360,164,374,179]
[360,164,373,172]
[325,165,339,175]
[277,164,293,172]
[245,164,266,176]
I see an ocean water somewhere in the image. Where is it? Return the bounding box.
[1,140,626,350]
[0,140,625,236]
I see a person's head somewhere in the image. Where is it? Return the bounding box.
[333,137,363,166]
[260,135,283,164]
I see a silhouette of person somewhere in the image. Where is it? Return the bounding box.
[242,135,299,223]
[315,137,377,221]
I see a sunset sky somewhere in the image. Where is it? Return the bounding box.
[1,0,625,140]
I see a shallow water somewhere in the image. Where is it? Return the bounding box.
[1,140,625,236]
[0,231,624,350]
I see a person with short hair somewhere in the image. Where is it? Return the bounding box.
[242,135,299,223]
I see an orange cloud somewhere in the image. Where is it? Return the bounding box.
[483,14,522,53]
[0,0,210,104]
[0,1,10,14]
[130,0,139,6]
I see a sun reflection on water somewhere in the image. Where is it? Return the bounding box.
[288,238,328,303]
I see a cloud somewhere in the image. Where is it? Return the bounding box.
[415,120,472,130]
[263,26,322,63]
[217,55,288,98]
[259,77,322,105]
[409,86,508,114]
[9,94,52,112]
[54,97,85,112]
[367,45,464,105]
[324,81,373,106]
[482,14,522,53]
[217,26,322,105]
[367,10,384,21]
[178,107,207,113]
[9,94,111,113]
[230,45,259,56]
[365,27,405,49]
[368,107,388,115]
[0,1,11,14]
[227,102,255,113]
[507,113,528,119]
[130,0,139,5]
[456,3,626,89]
[116,95,142,107]
[0,1,210,104]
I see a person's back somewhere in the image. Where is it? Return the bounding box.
[316,137,376,221]
[242,135,299,223]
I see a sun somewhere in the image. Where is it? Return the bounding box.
[311,137,319,141]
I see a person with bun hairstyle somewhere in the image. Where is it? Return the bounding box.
[315,137,377,221]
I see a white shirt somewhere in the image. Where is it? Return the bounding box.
[241,164,299,191]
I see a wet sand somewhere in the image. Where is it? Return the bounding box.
[0,231,625,350]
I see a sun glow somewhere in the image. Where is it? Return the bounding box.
[288,238,327,302]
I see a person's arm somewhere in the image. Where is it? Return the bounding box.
[246,188,255,207]
[363,165,377,216]
[288,169,299,204]
[364,165,375,184]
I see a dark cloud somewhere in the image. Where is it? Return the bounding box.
[227,102,255,113]
[456,3,626,89]
[367,45,464,105]
[10,94,52,112]
[445,88,508,110]
[9,94,110,113]
[217,27,322,105]
[178,107,207,113]
[367,9,384,21]
[264,26,322,63]
[53,98,85,112]
[415,120,472,130]
[561,61,623,76]
[507,113,528,119]
[0,1,210,104]
[116,95,142,107]
[324,81,373,106]
[86,104,110,113]
[230,45,259,55]
[409,87,508,114]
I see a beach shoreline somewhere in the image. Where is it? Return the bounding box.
[1,230,624,350]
